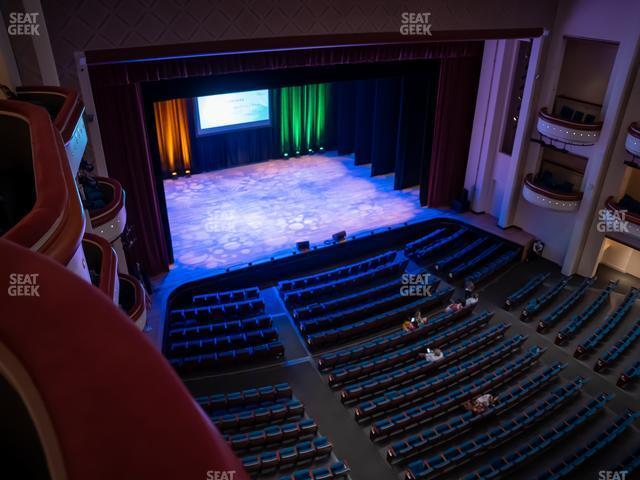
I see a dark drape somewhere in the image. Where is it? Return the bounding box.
[370,78,402,176]
[353,80,375,166]
[334,81,356,155]
[396,70,439,191]
[425,56,482,207]
[87,39,483,275]
[186,96,277,173]
[92,83,171,275]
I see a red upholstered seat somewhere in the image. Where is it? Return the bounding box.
[0,238,249,480]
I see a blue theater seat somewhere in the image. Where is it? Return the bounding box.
[520,276,571,321]
[595,318,640,371]
[504,272,550,310]
[537,276,595,332]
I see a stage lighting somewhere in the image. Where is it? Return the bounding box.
[283,152,289,158]
[185,169,191,177]
[308,148,313,153]
[295,150,300,155]
[171,171,178,179]
[296,240,310,251]
[319,146,324,151]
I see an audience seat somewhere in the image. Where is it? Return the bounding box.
[504,273,550,310]
[520,276,570,321]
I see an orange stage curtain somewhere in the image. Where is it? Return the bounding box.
[153,98,192,174]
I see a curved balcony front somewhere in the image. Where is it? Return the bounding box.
[82,233,119,303]
[625,122,640,159]
[0,100,89,282]
[118,273,147,330]
[522,174,583,212]
[84,177,127,243]
[536,108,602,146]
[16,86,87,175]
[604,196,640,241]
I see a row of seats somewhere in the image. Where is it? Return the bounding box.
[298,289,429,335]
[370,347,545,440]
[342,323,509,404]
[292,277,404,320]
[196,382,292,412]
[211,398,305,431]
[242,436,333,474]
[279,461,351,480]
[504,272,550,310]
[282,259,408,307]
[166,327,279,358]
[408,228,468,261]
[433,237,489,272]
[227,418,318,450]
[318,306,475,370]
[328,312,494,388]
[278,250,397,292]
[169,341,285,372]
[341,323,509,404]
[537,276,595,332]
[387,363,567,464]
[404,227,449,257]
[595,318,640,372]
[574,287,640,358]
[617,360,640,388]
[353,331,523,420]
[459,393,613,480]
[612,445,640,475]
[167,315,272,341]
[404,377,584,479]
[169,298,265,323]
[192,286,260,307]
[446,242,503,280]
[305,288,453,349]
[520,276,570,320]
[463,248,520,285]
[535,410,640,480]
[555,280,618,345]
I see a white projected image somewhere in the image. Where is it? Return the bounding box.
[195,89,270,135]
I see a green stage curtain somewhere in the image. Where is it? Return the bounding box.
[279,83,329,156]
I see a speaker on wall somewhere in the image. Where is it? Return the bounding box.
[296,241,310,251]
[332,231,347,243]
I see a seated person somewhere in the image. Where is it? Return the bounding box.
[464,280,475,299]
[419,348,444,363]
[415,309,427,325]
[402,317,419,332]
[445,301,464,314]
[465,293,479,307]
[463,393,498,414]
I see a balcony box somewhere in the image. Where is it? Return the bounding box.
[85,177,127,243]
[536,108,602,146]
[522,174,583,212]
[83,233,119,303]
[605,197,640,241]
[118,273,148,330]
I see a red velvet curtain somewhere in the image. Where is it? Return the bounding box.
[87,39,483,275]
[425,55,482,207]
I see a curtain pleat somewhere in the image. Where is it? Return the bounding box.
[153,99,192,175]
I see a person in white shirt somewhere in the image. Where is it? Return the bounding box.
[419,348,444,363]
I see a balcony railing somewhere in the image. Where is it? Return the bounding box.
[536,108,602,146]
[16,86,87,175]
[625,122,640,160]
[85,177,127,243]
[0,100,89,282]
[82,233,119,302]
[522,173,583,212]
[118,273,147,330]
[605,196,640,240]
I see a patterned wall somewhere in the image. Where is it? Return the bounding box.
[37,0,559,87]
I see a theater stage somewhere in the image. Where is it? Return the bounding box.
[164,152,435,273]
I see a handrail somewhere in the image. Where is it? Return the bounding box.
[88,177,126,227]
[538,107,603,131]
[83,233,118,299]
[0,100,85,266]
[16,86,84,144]
[524,174,584,202]
[605,196,640,225]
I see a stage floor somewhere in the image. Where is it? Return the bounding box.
[164,152,432,273]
